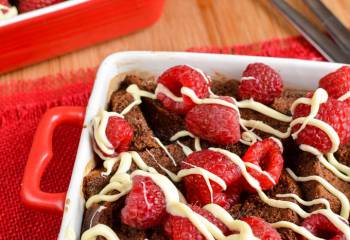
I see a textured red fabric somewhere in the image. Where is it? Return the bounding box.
[0,36,323,239]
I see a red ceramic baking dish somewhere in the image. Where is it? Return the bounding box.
[0,0,165,74]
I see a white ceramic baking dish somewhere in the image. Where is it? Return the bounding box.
[20,51,348,239]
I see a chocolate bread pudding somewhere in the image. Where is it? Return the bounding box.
[80,64,350,239]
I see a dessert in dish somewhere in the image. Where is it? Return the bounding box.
[81,63,350,239]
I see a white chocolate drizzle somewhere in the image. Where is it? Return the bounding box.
[240,119,291,139]
[85,70,350,239]
[287,168,349,219]
[236,99,292,122]
[176,140,193,156]
[240,76,257,81]
[89,206,107,228]
[81,224,119,240]
[153,137,177,166]
[155,83,183,102]
[122,84,156,115]
[338,91,350,102]
[92,111,124,156]
[271,221,324,240]
[210,148,350,238]
[276,193,331,210]
[244,162,276,185]
[171,130,202,151]
[0,4,18,20]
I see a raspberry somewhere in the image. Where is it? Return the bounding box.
[185,97,240,145]
[121,176,167,229]
[0,0,10,14]
[0,0,10,7]
[18,0,65,12]
[181,150,242,209]
[292,96,350,153]
[212,184,241,210]
[238,63,283,105]
[319,66,350,104]
[241,216,282,240]
[156,65,210,114]
[301,214,345,240]
[164,204,230,240]
[242,138,283,192]
[105,116,133,153]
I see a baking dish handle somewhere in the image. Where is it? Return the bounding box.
[20,106,85,214]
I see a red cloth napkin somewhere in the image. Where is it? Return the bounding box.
[0,36,323,239]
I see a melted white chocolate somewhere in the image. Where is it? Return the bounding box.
[236,99,292,122]
[155,83,183,102]
[81,224,120,240]
[244,162,276,185]
[203,204,258,240]
[210,148,350,237]
[153,137,177,166]
[86,72,350,239]
[327,153,350,176]
[276,193,331,210]
[338,91,350,102]
[0,4,18,20]
[101,157,119,176]
[240,76,257,81]
[176,140,193,156]
[240,119,291,138]
[93,111,123,156]
[170,130,195,141]
[287,168,349,219]
[291,89,328,138]
[181,87,240,113]
[290,117,340,153]
[271,221,323,240]
[123,84,156,115]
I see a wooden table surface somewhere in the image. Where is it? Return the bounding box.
[1,0,350,83]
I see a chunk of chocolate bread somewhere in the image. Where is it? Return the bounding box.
[122,74,157,92]
[271,88,308,115]
[83,143,186,200]
[235,170,302,240]
[210,78,239,97]
[293,152,350,215]
[81,201,124,240]
[109,90,159,151]
[335,142,350,168]
[140,99,185,144]
[83,168,112,199]
[138,143,186,174]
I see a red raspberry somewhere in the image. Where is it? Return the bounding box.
[164,204,230,240]
[156,65,210,114]
[301,214,346,240]
[242,138,283,192]
[181,150,242,209]
[121,176,167,229]
[18,0,65,13]
[185,97,240,145]
[292,96,350,153]
[105,116,133,153]
[319,66,350,104]
[0,0,10,14]
[0,0,10,7]
[212,184,242,210]
[238,63,283,105]
[241,216,282,240]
